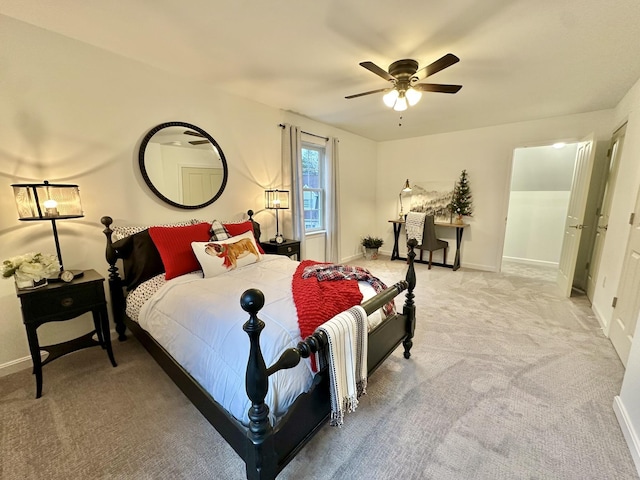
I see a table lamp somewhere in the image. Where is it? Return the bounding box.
[12,180,84,279]
[265,189,289,244]
[398,179,412,219]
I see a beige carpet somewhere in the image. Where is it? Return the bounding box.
[1,257,638,480]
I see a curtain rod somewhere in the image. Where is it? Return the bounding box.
[278,124,329,141]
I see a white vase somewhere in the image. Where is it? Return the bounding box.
[14,273,47,290]
[364,247,379,260]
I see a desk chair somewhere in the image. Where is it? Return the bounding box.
[417,215,448,269]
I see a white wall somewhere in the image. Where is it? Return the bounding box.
[606,76,640,474]
[503,191,570,264]
[376,112,613,271]
[616,335,640,474]
[0,16,377,372]
[503,144,578,265]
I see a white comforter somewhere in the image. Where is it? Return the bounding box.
[136,254,384,425]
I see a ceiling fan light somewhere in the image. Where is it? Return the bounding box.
[393,96,408,111]
[406,87,422,106]
[383,89,399,107]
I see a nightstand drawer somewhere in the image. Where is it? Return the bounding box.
[261,240,301,259]
[20,281,105,322]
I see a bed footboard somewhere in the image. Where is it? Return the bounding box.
[241,240,417,480]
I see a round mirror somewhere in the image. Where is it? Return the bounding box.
[139,121,228,209]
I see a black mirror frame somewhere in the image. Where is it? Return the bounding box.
[139,121,229,210]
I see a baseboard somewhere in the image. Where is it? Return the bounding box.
[379,248,393,258]
[0,329,118,378]
[592,302,610,335]
[463,262,496,272]
[368,250,494,272]
[502,256,559,268]
[342,253,367,263]
[0,355,33,378]
[613,396,640,476]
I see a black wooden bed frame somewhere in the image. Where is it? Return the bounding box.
[101,212,417,480]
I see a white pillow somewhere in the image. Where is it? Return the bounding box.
[192,231,262,278]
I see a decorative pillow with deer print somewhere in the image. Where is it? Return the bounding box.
[192,230,262,278]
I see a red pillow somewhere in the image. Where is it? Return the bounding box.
[149,223,211,280]
[223,221,265,254]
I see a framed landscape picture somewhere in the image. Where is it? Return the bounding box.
[409,181,455,222]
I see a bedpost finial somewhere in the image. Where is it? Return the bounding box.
[101,216,113,227]
[241,288,265,314]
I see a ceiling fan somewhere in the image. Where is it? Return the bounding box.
[345,53,462,111]
[184,130,211,145]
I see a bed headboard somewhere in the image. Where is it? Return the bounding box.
[247,209,261,244]
[100,210,261,340]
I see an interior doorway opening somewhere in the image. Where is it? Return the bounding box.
[502,143,579,282]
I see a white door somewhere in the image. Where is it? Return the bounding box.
[609,188,640,367]
[181,167,223,204]
[557,135,596,297]
[587,125,626,301]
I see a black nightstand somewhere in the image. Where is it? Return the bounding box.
[16,269,117,398]
[261,239,301,260]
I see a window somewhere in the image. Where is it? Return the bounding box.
[301,143,325,232]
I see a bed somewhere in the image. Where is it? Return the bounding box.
[101,211,417,480]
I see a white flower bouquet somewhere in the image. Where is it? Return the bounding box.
[2,252,61,283]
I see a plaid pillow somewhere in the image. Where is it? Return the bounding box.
[209,220,230,241]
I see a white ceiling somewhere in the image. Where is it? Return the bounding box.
[3,0,640,142]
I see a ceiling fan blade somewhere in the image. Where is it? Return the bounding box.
[413,83,462,94]
[189,140,210,145]
[345,87,393,99]
[184,130,205,138]
[414,53,460,80]
[359,61,395,82]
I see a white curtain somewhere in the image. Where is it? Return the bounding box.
[325,137,341,263]
[281,124,305,258]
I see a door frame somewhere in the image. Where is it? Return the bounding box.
[586,124,626,304]
[608,184,640,366]
[556,135,596,297]
[498,140,580,274]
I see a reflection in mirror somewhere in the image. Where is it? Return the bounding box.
[139,122,228,209]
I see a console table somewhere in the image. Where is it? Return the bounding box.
[389,219,469,271]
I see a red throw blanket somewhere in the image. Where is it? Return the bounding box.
[292,260,364,342]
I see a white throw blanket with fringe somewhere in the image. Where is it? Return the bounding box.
[405,211,426,245]
[317,305,368,426]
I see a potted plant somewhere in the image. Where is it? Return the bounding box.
[361,236,384,260]
[450,169,474,224]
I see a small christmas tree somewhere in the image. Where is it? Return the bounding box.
[450,169,473,218]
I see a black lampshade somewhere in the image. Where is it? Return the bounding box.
[12,181,84,272]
